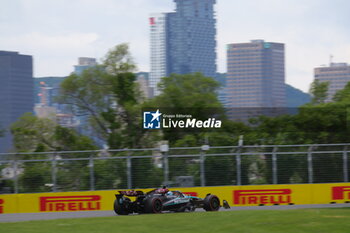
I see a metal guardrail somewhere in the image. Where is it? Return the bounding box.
[0,143,349,193]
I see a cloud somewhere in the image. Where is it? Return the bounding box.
[0,32,100,77]
[1,32,99,50]
[1,0,349,92]
[0,0,175,77]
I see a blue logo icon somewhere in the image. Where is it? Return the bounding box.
[143,110,162,129]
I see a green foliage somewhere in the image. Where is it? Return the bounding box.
[11,113,55,152]
[92,152,162,190]
[11,113,97,153]
[58,43,157,149]
[149,73,223,118]
[103,44,136,75]
[131,157,163,188]
[54,126,97,151]
[156,73,221,109]
[55,159,91,191]
[205,156,235,186]
[19,162,52,193]
[333,81,350,102]
[235,84,350,184]
[10,113,98,193]
[93,158,127,189]
[309,79,329,105]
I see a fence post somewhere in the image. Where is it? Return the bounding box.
[89,153,95,191]
[307,146,313,184]
[160,145,169,186]
[127,150,132,189]
[236,148,242,186]
[200,152,205,187]
[200,145,209,187]
[13,154,19,194]
[343,146,348,182]
[164,154,169,185]
[51,154,57,192]
[272,146,278,184]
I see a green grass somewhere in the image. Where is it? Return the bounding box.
[1,208,350,233]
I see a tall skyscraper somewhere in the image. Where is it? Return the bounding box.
[226,40,286,119]
[226,40,286,108]
[0,51,34,152]
[150,0,217,96]
[314,62,350,102]
[149,13,169,96]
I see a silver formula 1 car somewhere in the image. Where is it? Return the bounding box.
[113,187,230,215]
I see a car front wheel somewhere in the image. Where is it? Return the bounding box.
[203,194,220,211]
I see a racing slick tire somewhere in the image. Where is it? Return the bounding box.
[144,197,163,214]
[203,194,220,211]
[114,198,129,215]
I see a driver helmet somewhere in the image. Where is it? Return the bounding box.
[166,191,174,196]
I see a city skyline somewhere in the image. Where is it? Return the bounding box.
[150,0,216,96]
[1,0,350,92]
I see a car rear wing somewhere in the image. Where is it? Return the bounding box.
[118,190,144,196]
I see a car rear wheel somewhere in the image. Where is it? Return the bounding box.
[144,197,163,213]
[203,194,220,211]
[114,198,129,215]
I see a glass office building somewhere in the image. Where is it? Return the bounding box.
[314,63,350,102]
[74,57,97,75]
[226,40,286,120]
[149,13,169,96]
[0,51,34,152]
[150,0,217,96]
[226,40,286,108]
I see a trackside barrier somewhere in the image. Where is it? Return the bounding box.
[1,143,350,193]
[1,183,350,214]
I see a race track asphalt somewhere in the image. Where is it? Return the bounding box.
[1,203,350,223]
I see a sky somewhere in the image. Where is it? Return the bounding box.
[1,0,350,92]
